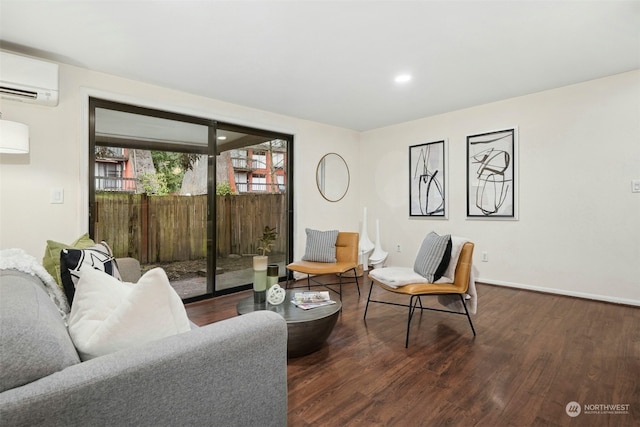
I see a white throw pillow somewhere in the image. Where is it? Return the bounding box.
[68,267,191,361]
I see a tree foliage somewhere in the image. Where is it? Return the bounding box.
[137,171,168,195]
[149,151,199,194]
[216,181,235,195]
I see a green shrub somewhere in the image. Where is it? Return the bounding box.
[216,182,235,196]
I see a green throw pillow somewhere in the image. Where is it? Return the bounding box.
[42,233,95,288]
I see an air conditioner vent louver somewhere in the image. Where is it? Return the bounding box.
[0,86,39,100]
[0,51,59,107]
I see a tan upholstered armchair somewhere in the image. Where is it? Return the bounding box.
[286,231,360,301]
[365,241,476,347]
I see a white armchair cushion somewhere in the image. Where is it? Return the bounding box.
[368,267,431,289]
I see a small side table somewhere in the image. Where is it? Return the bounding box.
[236,290,341,357]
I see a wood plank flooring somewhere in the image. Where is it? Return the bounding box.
[186,275,640,427]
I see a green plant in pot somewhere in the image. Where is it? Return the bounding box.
[253,226,278,304]
[257,226,278,256]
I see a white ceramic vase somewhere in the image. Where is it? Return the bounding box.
[369,219,388,268]
[252,255,268,304]
[358,207,374,270]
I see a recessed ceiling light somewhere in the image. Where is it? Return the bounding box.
[394,74,412,84]
[217,135,227,140]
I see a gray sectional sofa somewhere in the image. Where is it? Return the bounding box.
[0,264,288,426]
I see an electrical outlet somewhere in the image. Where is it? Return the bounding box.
[396,244,401,253]
[632,179,640,193]
[481,252,488,262]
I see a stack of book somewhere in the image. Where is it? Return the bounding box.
[291,291,336,310]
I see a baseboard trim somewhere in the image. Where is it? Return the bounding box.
[476,277,640,308]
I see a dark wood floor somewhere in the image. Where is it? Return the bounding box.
[186,275,640,427]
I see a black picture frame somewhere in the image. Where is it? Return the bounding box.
[466,128,517,218]
[409,140,447,218]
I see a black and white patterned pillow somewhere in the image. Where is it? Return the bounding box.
[413,232,452,282]
[60,241,121,305]
[301,229,339,263]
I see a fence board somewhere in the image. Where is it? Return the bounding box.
[96,193,286,263]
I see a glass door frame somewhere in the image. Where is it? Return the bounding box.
[88,97,294,302]
[213,122,294,298]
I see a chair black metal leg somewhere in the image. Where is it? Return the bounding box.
[459,294,476,336]
[363,280,375,319]
[406,295,419,348]
[306,275,311,290]
[353,268,360,296]
[366,289,476,347]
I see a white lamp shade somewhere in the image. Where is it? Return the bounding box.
[0,120,30,154]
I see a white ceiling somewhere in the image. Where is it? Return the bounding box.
[1,0,639,131]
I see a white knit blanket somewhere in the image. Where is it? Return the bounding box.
[0,248,70,322]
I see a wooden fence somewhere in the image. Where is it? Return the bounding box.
[95,193,287,263]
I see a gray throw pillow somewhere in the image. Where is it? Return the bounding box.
[413,232,452,282]
[301,229,339,263]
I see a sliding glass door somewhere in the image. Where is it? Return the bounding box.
[214,123,292,294]
[89,98,292,301]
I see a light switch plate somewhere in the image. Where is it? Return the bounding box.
[50,188,64,204]
[632,180,640,193]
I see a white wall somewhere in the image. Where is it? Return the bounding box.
[0,59,361,261]
[359,70,640,305]
[2,55,638,306]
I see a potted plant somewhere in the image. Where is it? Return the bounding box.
[257,226,278,256]
[253,226,278,304]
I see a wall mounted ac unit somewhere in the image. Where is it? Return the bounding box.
[0,51,59,107]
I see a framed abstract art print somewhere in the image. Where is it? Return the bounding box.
[466,128,518,219]
[410,140,447,218]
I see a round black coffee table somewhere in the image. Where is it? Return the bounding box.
[236,290,341,357]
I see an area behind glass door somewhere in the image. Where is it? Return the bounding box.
[90,99,292,300]
[90,100,214,301]
[214,126,290,294]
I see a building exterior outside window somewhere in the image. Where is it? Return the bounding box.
[95,143,286,195]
